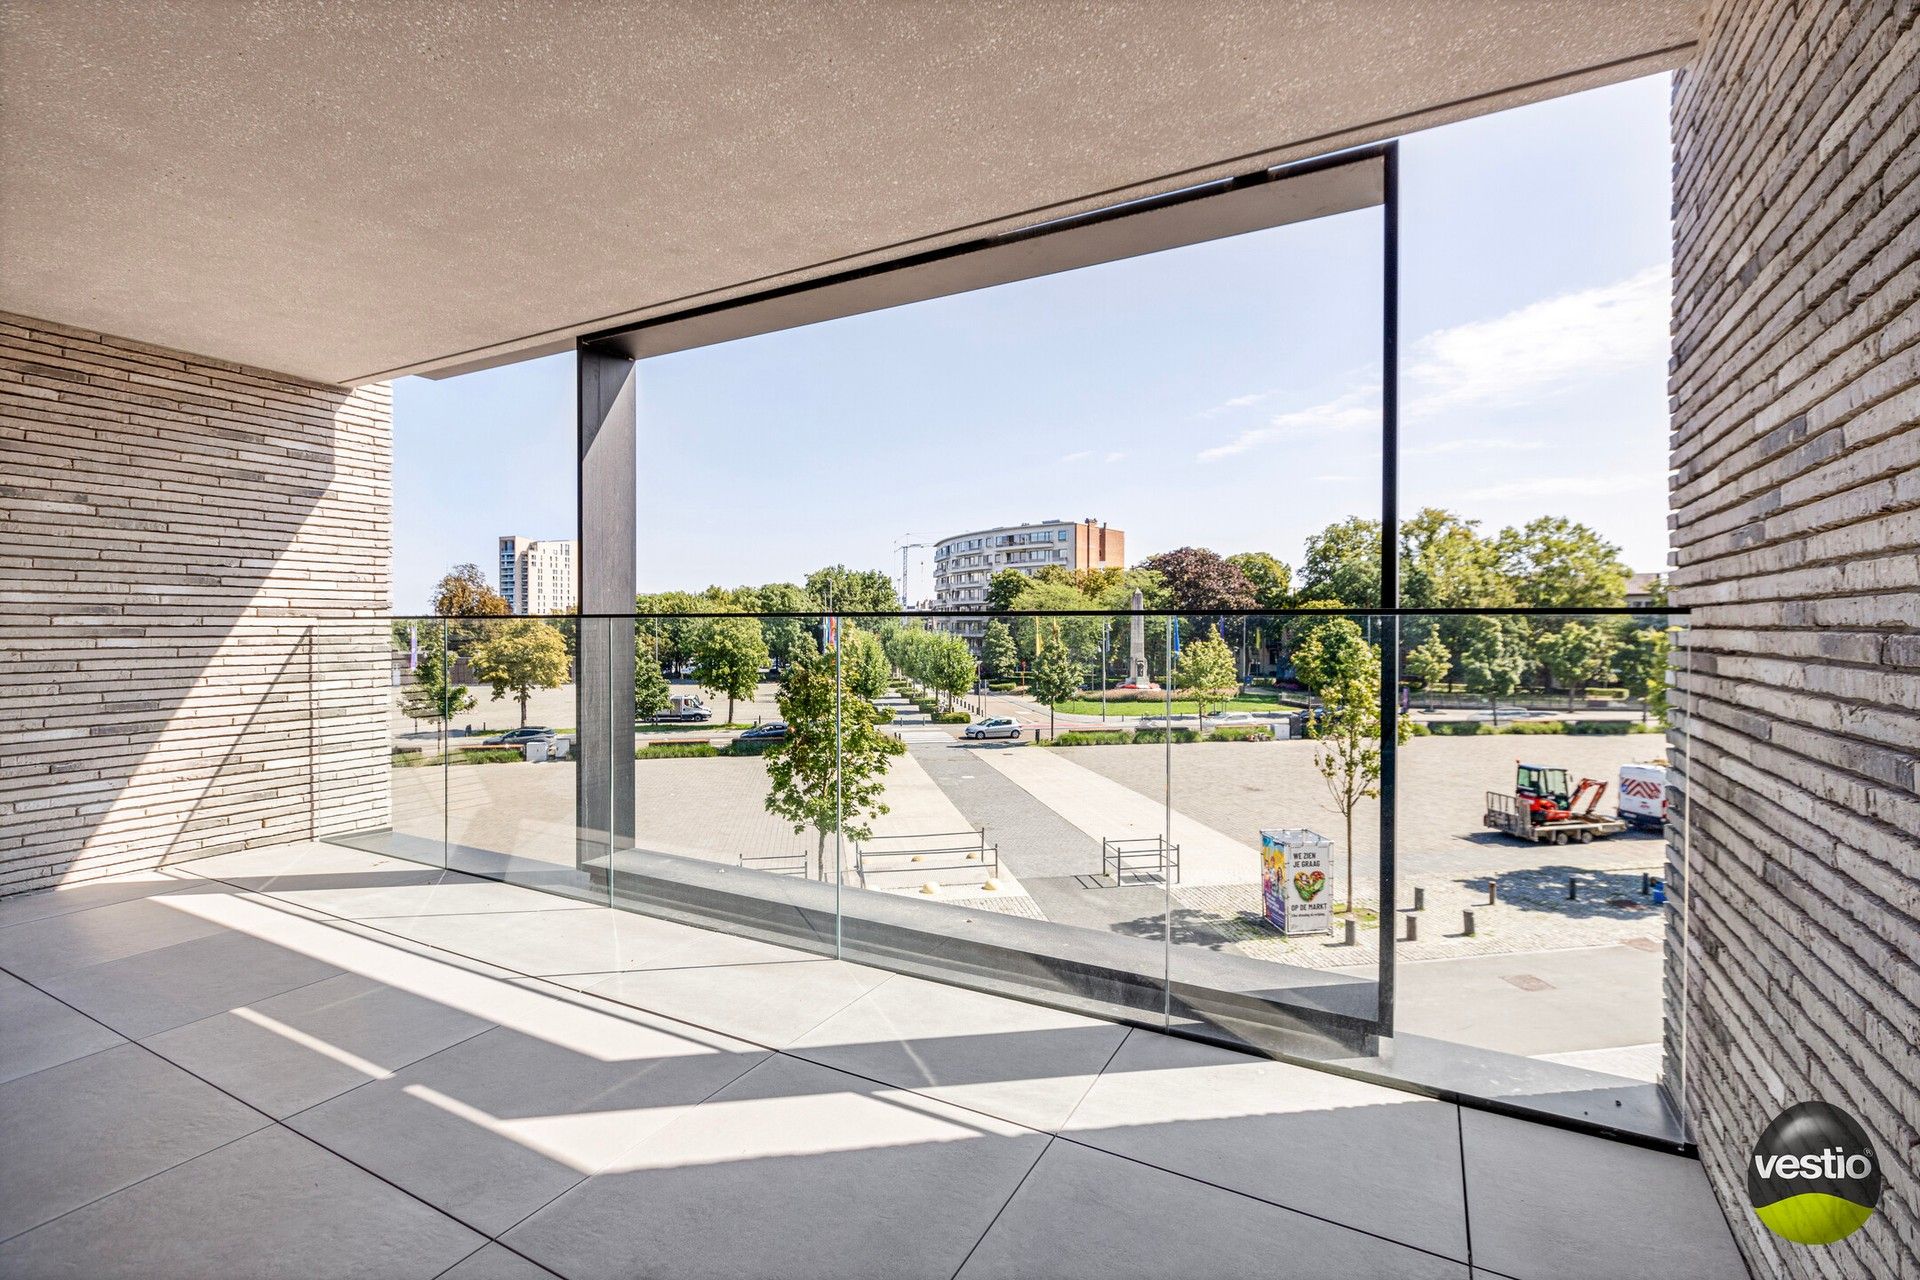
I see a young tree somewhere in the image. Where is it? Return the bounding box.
[1289,616,1375,698]
[763,647,898,880]
[1534,621,1620,708]
[1026,622,1084,739]
[1614,626,1672,724]
[467,619,570,726]
[980,619,1019,682]
[431,564,511,617]
[690,613,770,725]
[398,635,476,738]
[926,633,979,711]
[1403,633,1453,696]
[842,626,893,701]
[633,639,672,719]
[1174,625,1239,720]
[1310,672,1382,915]
[1458,619,1526,725]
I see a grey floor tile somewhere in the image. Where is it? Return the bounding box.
[364,907,795,978]
[437,1243,566,1279]
[580,958,892,1047]
[286,1011,766,1237]
[0,1042,268,1241]
[0,972,124,1086]
[502,1054,1051,1280]
[0,894,227,981]
[787,974,1129,1129]
[35,928,343,1039]
[0,1125,482,1279]
[141,972,495,1118]
[1062,1029,1470,1260]
[265,870,603,922]
[1461,1108,1747,1280]
[958,1138,1469,1279]
[0,871,200,930]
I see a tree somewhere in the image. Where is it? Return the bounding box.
[1174,626,1239,720]
[841,626,893,701]
[468,619,570,726]
[398,633,476,736]
[1310,672,1382,915]
[1495,517,1630,609]
[1533,621,1620,708]
[804,565,900,615]
[763,647,898,880]
[635,590,705,672]
[1457,618,1526,724]
[1399,509,1508,610]
[926,634,978,711]
[431,564,511,617]
[1026,622,1084,739]
[1289,617,1375,698]
[633,639,671,719]
[1226,552,1293,612]
[1614,626,1672,724]
[985,568,1029,614]
[1008,577,1105,671]
[1403,633,1453,696]
[690,613,769,725]
[980,619,1019,681]
[1139,547,1256,614]
[1300,518,1382,608]
[754,582,818,666]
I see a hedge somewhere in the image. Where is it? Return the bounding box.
[1205,726,1273,742]
[1051,730,1132,746]
[1132,727,1201,744]
[1421,719,1654,737]
[932,710,971,724]
[636,743,717,759]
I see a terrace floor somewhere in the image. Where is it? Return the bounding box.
[0,842,1749,1280]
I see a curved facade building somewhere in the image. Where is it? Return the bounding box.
[931,517,1124,640]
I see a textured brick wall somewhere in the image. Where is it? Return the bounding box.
[0,312,391,894]
[1667,1,1919,1276]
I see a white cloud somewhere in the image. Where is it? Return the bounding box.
[1407,267,1668,419]
[1104,451,1128,463]
[1456,473,1663,502]
[1198,390,1276,417]
[1195,384,1381,461]
[1058,450,1092,463]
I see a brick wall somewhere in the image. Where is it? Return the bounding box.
[0,312,391,894]
[1667,2,1919,1277]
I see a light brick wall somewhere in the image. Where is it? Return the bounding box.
[0,312,391,894]
[1667,2,1919,1276]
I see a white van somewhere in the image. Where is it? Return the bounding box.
[1618,763,1667,829]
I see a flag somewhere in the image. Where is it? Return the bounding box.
[408,623,418,671]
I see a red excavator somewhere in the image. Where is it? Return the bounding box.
[1484,763,1628,844]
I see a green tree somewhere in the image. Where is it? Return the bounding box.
[980,619,1019,681]
[431,563,511,617]
[1174,625,1239,720]
[804,565,900,615]
[1614,626,1672,724]
[763,647,898,880]
[1289,617,1375,698]
[1403,633,1453,695]
[1458,618,1526,725]
[398,634,476,737]
[1139,547,1256,614]
[985,568,1029,613]
[690,613,770,725]
[1310,671,1382,915]
[1533,621,1620,708]
[635,590,705,671]
[1300,518,1382,608]
[633,639,671,719]
[1027,622,1084,739]
[468,619,571,726]
[1399,509,1508,610]
[1227,552,1293,611]
[754,582,818,665]
[842,625,893,701]
[1495,517,1630,609]
[927,633,979,710]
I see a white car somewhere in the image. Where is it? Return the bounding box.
[963,716,1022,740]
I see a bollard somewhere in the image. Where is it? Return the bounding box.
[1343,919,1357,946]
[1412,886,1426,912]
[1641,872,1652,896]
[1568,877,1579,900]
[1463,909,1476,936]
[1404,915,1418,942]
[1488,879,1499,905]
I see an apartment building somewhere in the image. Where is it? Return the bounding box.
[497,536,578,615]
[932,518,1123,640]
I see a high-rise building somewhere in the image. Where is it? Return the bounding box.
[930,518,1124,643]
[497,535,578,615]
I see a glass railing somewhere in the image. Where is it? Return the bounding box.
[314,605,1689,1144]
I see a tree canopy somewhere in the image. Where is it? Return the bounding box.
[1174,626,1239,718]
[763,647,899,880]
[690,613,770,724]
[432,564,511,617]
[1139,547,1256,614]
[467,619,570,726]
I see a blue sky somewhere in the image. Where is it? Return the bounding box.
[392,73,1672,610]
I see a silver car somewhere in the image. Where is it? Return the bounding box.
[963,716,1022,740]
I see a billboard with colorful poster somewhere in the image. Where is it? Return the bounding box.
[1260,829,1333,936]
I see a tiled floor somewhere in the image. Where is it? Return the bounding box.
[0,842,1750,1280]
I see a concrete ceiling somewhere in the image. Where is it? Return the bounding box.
[0,2,1698,387]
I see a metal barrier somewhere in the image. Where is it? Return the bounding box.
[1100,835,1181,885]
[854,828,1000,884]
[737,851,811,878]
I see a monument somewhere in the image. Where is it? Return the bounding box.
[1122,588,1159,689]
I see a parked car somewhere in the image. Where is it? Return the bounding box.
[484,726,555,746]
[1201,711,1255,725]
[736,721,788,742]
[963,716,1022,740]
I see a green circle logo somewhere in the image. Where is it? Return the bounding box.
[1748,1101,1881,1245]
